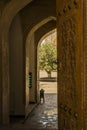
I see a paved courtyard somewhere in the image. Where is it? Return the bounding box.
[39,71,58,94]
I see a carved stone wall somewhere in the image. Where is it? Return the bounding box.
[56,0,84,130]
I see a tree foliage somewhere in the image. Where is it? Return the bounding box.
[39,43,57,76]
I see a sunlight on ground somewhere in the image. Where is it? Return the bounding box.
[39,71,57,94]
[40,82,57,94]
[40,70,57,78]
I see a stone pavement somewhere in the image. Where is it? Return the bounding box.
[0,94,58,130]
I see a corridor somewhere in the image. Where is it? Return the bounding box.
[0,0,86,130]
[25,94,58,130]
[0,94,58,130]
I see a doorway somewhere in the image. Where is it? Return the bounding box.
[36,29,58,129]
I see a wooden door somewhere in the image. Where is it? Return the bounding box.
[56,0,84,130]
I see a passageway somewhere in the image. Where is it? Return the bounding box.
[0,1,85,130]
[0,94,58,130]
[0,70,58,130]
[25,94,58,130]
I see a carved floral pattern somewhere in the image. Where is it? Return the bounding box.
[59,17,77,104]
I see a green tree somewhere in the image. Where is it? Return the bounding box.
[39,43,57,78]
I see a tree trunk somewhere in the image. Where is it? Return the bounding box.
[47,71,51,78]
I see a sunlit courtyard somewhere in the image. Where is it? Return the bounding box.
[39,71,57,94]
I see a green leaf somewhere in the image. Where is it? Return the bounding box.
[39,42,57,73]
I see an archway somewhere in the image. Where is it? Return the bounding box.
[0,0,56,124]
[26,19,56,105]
[24,26,58,129]
[38,28,57,94]
[37,29,57,98]
[0,1,85,130]
[8,17,56,125]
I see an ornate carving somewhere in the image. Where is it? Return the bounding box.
[59,17,77,104]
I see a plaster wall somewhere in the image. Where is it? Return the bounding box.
[25,42,29,110]
[9,14,25,115]
[35,20,56,45]
[0,2,3,123]
[28,34,36,103]
[20,0,56,35]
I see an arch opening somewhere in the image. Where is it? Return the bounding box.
[36,29,58,129]
[1,0,57,126]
